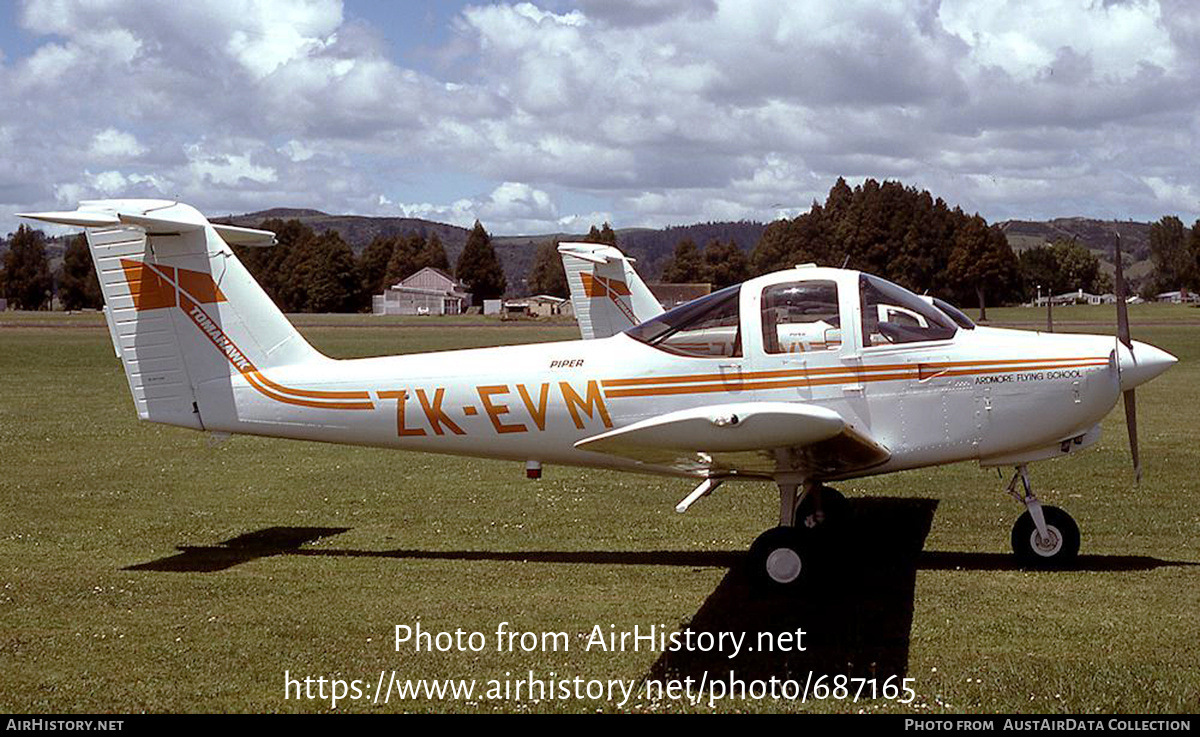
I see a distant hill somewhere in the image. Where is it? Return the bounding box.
[217,209,767,294]
[217,209,472,255]
[6,208,1154,297]
[997,217,1155,289]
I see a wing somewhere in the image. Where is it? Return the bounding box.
[574,401,890,478]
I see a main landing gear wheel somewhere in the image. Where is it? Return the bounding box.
[748,526,810,586]
[1011,505,1080,568]
[796,485,850,532]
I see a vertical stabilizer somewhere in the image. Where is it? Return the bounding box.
[558,242,664,339]
[20,200,322,430]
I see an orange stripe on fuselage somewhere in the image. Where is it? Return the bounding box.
[601,358,1109,398]
[250,372,372,401]
[601,356,1109,388]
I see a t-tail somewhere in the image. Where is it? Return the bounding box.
[557,242,663,339]
[19,199,328,431]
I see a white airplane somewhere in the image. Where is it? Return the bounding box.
[22,200,1177,586]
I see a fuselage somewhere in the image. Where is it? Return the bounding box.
[195,266,1170,481]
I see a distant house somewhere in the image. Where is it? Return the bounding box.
[1037,289,1115,306]
[373,267,472,315]
[503,295,572,317]
[648,282,711,309]
[1156,289,1199,304]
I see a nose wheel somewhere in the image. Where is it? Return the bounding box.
[1005,465,1080,568]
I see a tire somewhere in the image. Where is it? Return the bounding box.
[796,485,851,532]
[1011,505,1080,568]
[747,526,810,587]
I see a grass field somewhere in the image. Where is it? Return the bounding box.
[1,307,1197,713]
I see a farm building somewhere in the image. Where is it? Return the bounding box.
[502,295,572,317]
[1156,289,1199,304]
[373,267,472,315]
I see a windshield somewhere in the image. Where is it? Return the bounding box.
[931,297,976,330]
[625,284,742,358]
[860,275,957,346]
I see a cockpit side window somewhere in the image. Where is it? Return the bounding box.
[625,284,742,358]
[860,275,957,347]
[761,280,841,354]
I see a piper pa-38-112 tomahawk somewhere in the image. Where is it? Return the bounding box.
[22,200,1177,586]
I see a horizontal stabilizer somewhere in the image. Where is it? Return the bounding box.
[558,243,631,264]
[19,205,275,246]
[212,224,276,247]
[17,210,121,228]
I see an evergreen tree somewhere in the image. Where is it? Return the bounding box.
[3,225,52,310]
[1189,220,1200,293]
[359,235,396,296]
[750,202,829,274]
[420,232,451,273]
[238,219,317,311]
[384,234,424,286]
[702,239,750,288]
[527,239,568,297]
[1148,215,1190,293]
[305,231,363,313]
[58,234,103,310]
[750,177,1014,303]
[598,222,618,246]
[661,238,705,283]
[455,221,506,305]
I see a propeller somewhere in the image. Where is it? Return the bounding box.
[1113,233,1141,483]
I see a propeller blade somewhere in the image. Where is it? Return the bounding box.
[1123,388,1141,484]
[1114,233,1132,350]
[1114,233,1139,482]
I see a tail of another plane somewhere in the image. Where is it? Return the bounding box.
[558,242,664,339]
[20,200,323,430]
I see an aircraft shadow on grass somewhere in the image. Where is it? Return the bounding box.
[125,499,1197,682]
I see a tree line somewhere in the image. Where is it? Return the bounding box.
[5,184,1199,313]
[1145,215,1200,297]
[1,218,509,312]
[236,217,506,311]
[0,227,101,311]
[655,178,1196,314]
[659,178,1023,317]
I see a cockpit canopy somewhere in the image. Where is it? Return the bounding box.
[625,270,958,357]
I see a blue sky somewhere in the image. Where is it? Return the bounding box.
[2,0,1198,236]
